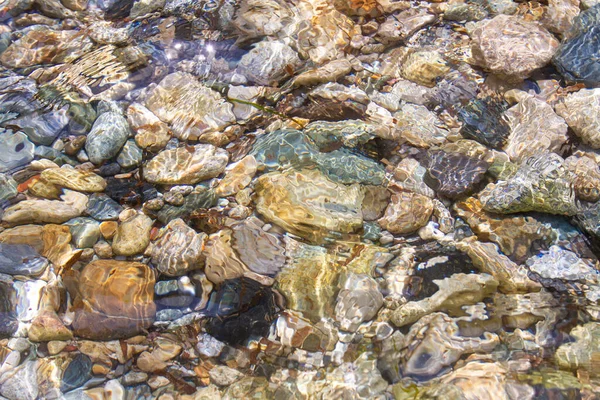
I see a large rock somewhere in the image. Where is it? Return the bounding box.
[40,167,107,192]
[479,153,577,215]
[555,322,600,376]
[145,72,236,141]
[555,88,600,148]
[423,150,489,198]
[254,169,364,242]
[127,103,171,152]
[236,41,302,86]
[378,190,433,235]
[470,15,559,79]
[85,112,130,165]
[144,144,228,185]
[0,130,35,173]
[150,218,206,276]
[2,190,88,225]
[71,260,156,339]
[111,213,153,256]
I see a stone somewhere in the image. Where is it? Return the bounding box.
[454,198,554,264]
[399,50,451,88]
[40,224,81,269]
[0,28,92,68]
[470,15,559,79]
[276,311,337,352]
[40,166,107,192]
[0,360,39,400]
[112,212,153,256]
[0,130,35,173]
[157,187,217,224]
[376,9,435,45]
[553,6,600,84]
[503,96,568,162]
[236,41,302,86]
[456,238,541,293]
[526,245,600,283]
[209,365,244,387]
[458,97,510,149]
[83,379,125,400]
[543,0,580,34]
[233,0,291,37]
[6,108,69,146]
[565,155,600,202]
[335,273,383,332]
[0,280,18,338]
[377,190,433,235]
[144,144,228,185]
[204,229,250,285]
[65,217,101,248]
[479,153,577,215]
[303,120,375,151]
[254,169,363,242]
[145,72,236,141]
[215,155,257,197]
[2,190,88,225]
[292,59,353,87]
[127,103,171,152]
[71,260,156,339]
[0,243,48,276]
[85,112,131,165]
[151,218,206,276]
[204,277,278,345]
[0,173,18,203]
[116,140,142,169]
[555,88,600,148]
[86,193,123,221]
[392,103,448,148]
[28,310,73,342]
[231,217,286,276]
[555,322,600,375]
[423,150,489,198]
[390,273,498,327]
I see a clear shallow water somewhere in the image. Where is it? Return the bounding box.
[0,0,600,398]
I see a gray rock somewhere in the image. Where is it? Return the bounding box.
[65,218,101,248]
[85,112,130,165]
[236,41,302,86]
[117,139,142,169]
[0,243,48,276]
[0,130,35,173]
[86,193,123,221]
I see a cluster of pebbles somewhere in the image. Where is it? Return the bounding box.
[2,0,600,398]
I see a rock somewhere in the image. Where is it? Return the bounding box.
[112,212,153,256]
[526,245,600,287]
[0,243,48,276]
[232,0,291,37]
[254,169,364,242]
[423,150,489,198]
[86,193,123,221]
[565,155,600,202]
[2,190,88,225]
[85,112,131,165]
[443,3,488,21]
[458,97,510,149]
[376,9,435,45]
[157,187,217,224]
[204,229,250,285]
[204,277,278,345]
[40,166,107,192]
[335,273,383,332]
[215,155,257,197]
[292,59,352,87]
[28,310,73,342]
[237,41,302,86]
[456,238,541,293]
[6,108,69,146]
[543,0,580,34]
[151,218,206,276]
[0,130,35,173]
[399,50,451,88]
[553,6,600,84]
[65,217,101,248]
[130,0,165,17]
[83,379,125,400]
[470,15,559,79]
[126,103,171,152]
[61,354,92,393]
[388,158,435,198]
[0,173,18,203]
[231,217,286,276]
[303,120,375,150]
[116,140,142,169]
[71,260,156,339]
[276,311,337,352]
[393,103,449,147]
[0,360,39,400]
[145,72,236,141]
[454,197,554,263]
[390,273,498,327]
[144,144,228,185]
[0,28,92,68]
[479,153,577,215]
[377,190,433,235]
[555,88,600,148]
[0,280,18,338]
[503,96,568,162]
[555,322,600,375]
[209,365,244,387]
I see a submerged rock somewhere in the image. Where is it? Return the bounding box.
[40,167,107,192]
[0,130,35,173]
[236,41,302,86]
[555,322,600,375]
[2,190,88,225]
[70,260,156,339]
[480,153,577,215]
[151,218,206,276]
[0,243,47,276]
[85,112,130,165]
[377,190,433,235]
[555,88,600,149]
[458,97,510,149]
[423,150,489,198]
[335,273,383,332]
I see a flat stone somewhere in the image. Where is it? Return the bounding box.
[0,243,48,276]
[555,88,600,148]
[28,310,73,342]
[86,193,123,221]
[116,139,142,169]
[144,144,228,185]
[423,150,489,198]
[215,155,257,197]
[65,217,101,248]
[71,260,156,340]
[237,41,302,86]
[2,190,88,225]
[335,273,383,332]
[127,103,171,152]
[40,166,107,192]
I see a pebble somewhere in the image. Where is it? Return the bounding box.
[85,112,131,165]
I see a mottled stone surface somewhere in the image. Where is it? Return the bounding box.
[112,213,153,256]
[254,169,364,242]
[335,273,383,332]
[470,15,559,79]
[145,72,236,141]
[231,217,286,276]
[555,88,600,148]
[423,150,489,198]
[151,218,206,276]
[71,260,156,339]
[480,153,577,215]
[565,155,600,202]
[144,144,228,185]
[0,130,35,173]
[85,112,130,165]
[40,167,106,192]
[215,155,257,197]
[393,104,449,147]
[236,41,302,86]
[399,50,450,88]
[555,322,600,375]
[2,190,88,225]
[458,97,510,149]
[0,243,48,276]
[86,193,123,221]
[503,96,568,162]
[127,103,171,152]
[378,190,433,235]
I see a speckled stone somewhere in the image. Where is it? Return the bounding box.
[116,139,142,169]
[555,88,600,148]
[378,190,434,235]
[40,167,107,192]
[85,193,123,221]
[423,150,489,198]
[2,190,88,225]
[111,213,153,256]
[151,218,206,276]
[0,130,35,173]
[85,112,130,165]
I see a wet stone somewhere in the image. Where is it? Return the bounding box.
[85,193,123,221]
[116,139,142,169]
[64,217,101,248]
[157,187,217,224]
[151,218,206,276]
[0,130,35,173]
[0,280,18,338]
[458,97,510,149]
[0,243,48,276]
[104,176,157,206]
[423,150,489,199]
[204,277,278,345]
[61,354,92,393]
[85,111,131,165]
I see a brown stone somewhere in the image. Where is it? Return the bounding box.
[378,190,433,234]
[71,260,156,340]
